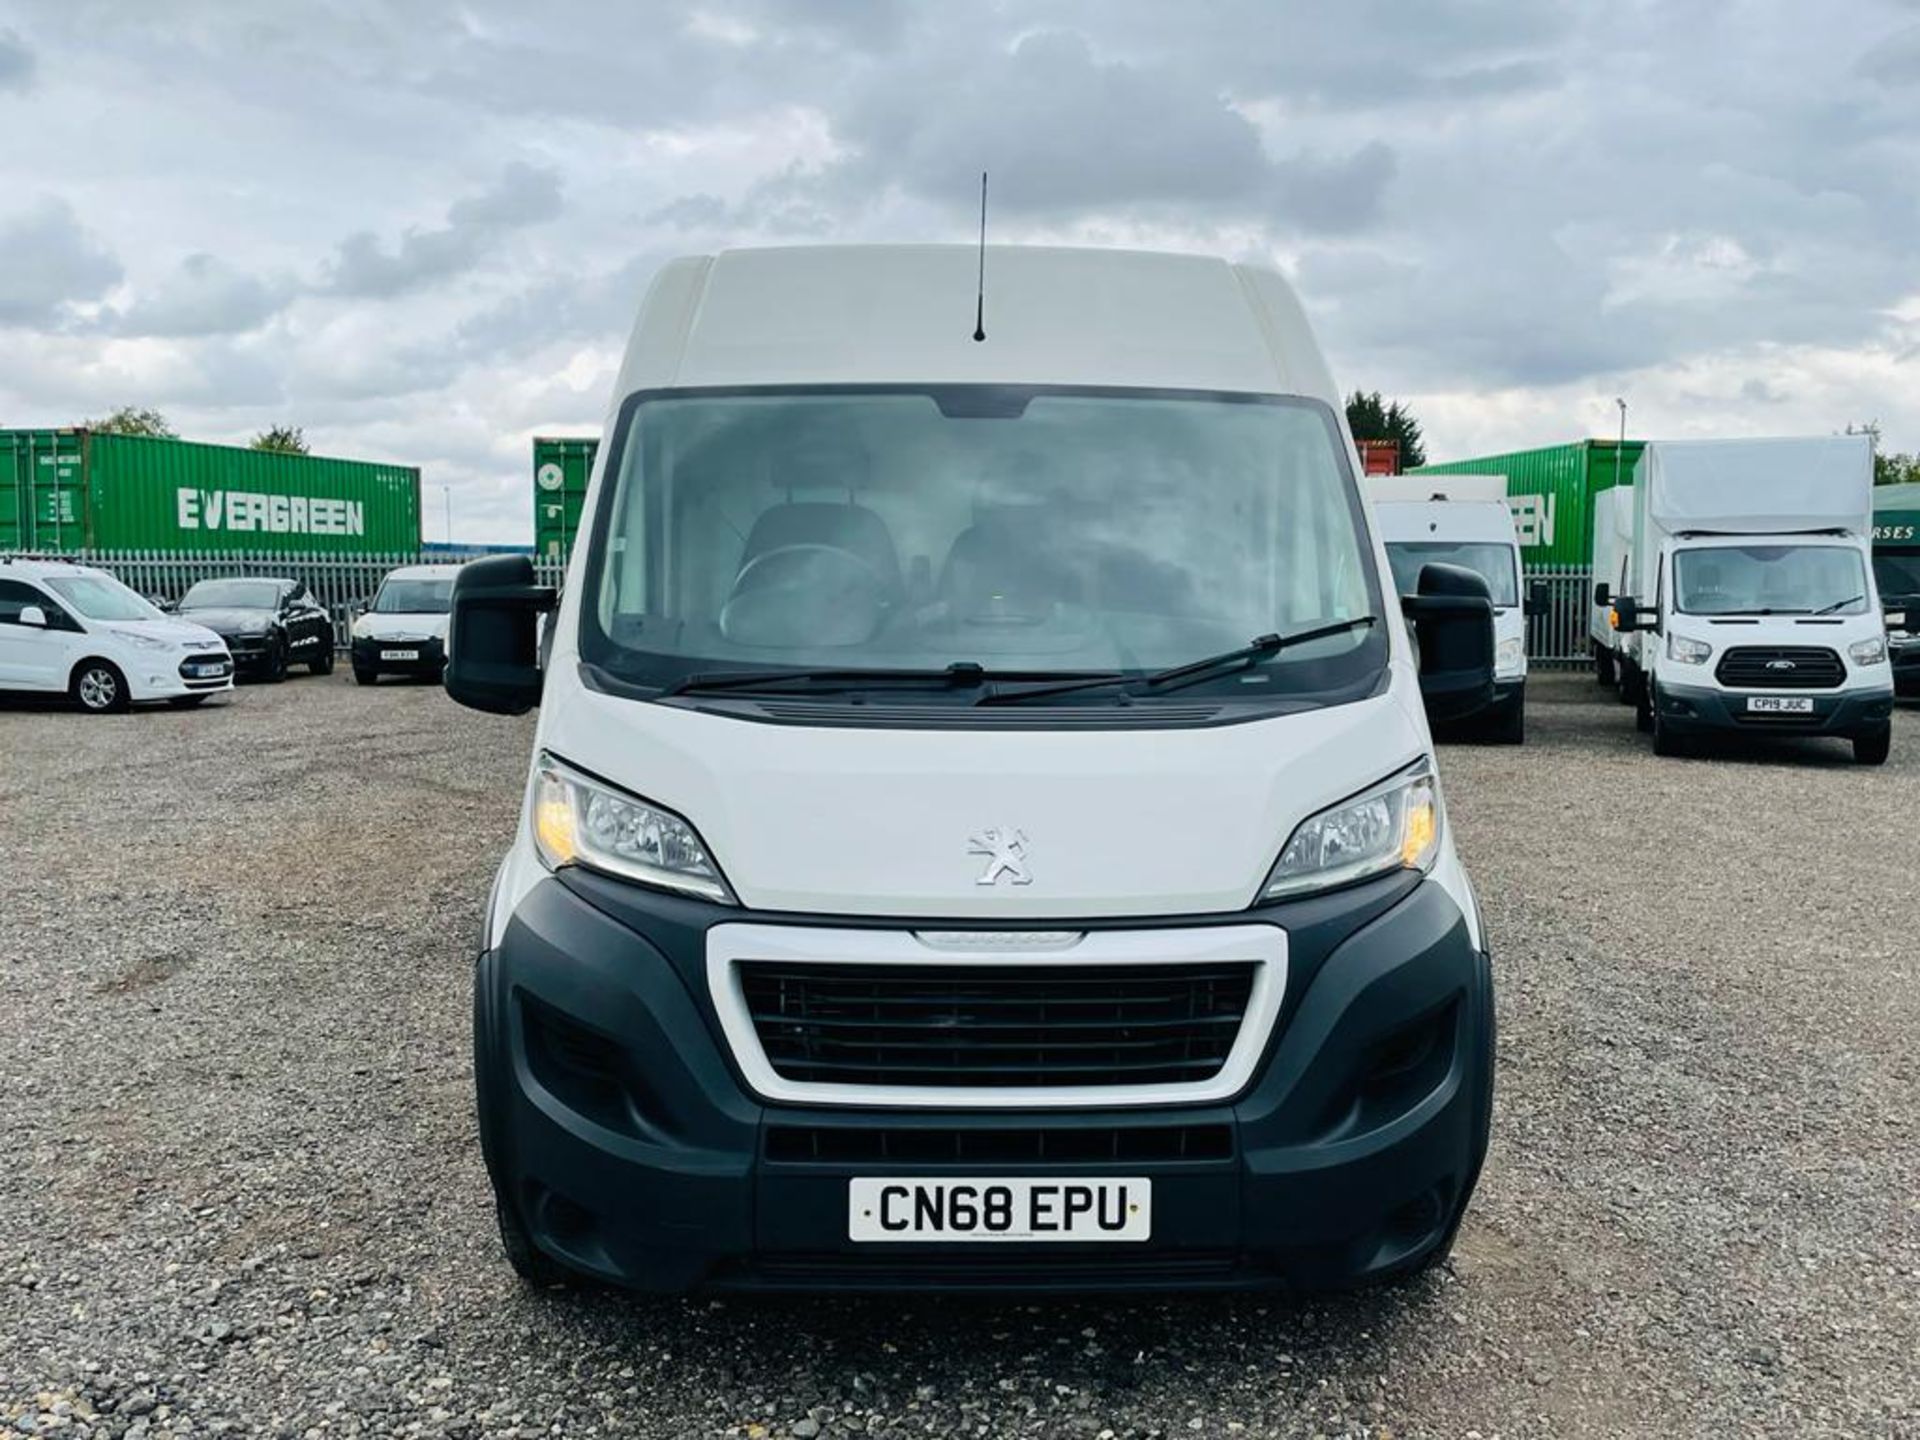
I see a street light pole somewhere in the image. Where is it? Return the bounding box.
[442,485,452,546]
[1614,398,1628,493]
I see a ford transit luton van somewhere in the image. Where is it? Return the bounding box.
[445,245,1498,1293]
[1608,436,1892,762]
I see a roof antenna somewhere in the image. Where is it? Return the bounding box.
[972,170,988,343]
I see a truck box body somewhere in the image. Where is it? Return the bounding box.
[1626,436,1873,608]
[1,429,420,555]
[1614,435,1893,759]
[452,245,1497,1295]
[1410,439,1643,566]
[532,437,597,560]
[1589,484,1633,654]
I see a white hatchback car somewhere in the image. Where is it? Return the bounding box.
[0,559,234,712]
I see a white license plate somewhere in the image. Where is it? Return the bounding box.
[1747,695,1813,713]
[848,1177,1150,1242]
[380,648,420,661]
[187,664,225,677]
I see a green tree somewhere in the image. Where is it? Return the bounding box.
[1345,391,1426,469]
[251,424,309,455]
[1845,421,1920,486]
[85,405,177,438]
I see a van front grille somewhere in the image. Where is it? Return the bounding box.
[764,1123,1234,1165]
[738,962,1256,1088]
[1714,646,1844,689]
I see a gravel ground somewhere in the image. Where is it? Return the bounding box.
[1,670,1915,1439]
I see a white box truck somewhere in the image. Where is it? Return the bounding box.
[441,245,1499,1294]
[1370,475,1533,743]
[1588,484,1633,691]
[1607,436,1894,762]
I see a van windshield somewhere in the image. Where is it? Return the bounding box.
[374,579,454,614]
[181,579,282,610]
[1674,545,1869,616]
[1872,549,1920,600]
[1384,542,1518,607]
[581,386,1385,704]
[44,574,161,622]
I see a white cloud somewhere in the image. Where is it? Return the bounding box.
[0,198,121,326]
[0,0,1914,543]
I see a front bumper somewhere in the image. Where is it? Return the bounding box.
[352,635,445,675]
[126,651,234,700]
[1656,678,1895,736]
[475,869,1494,1294]
[216,634,276,675]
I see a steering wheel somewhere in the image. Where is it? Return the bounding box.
[720,543,892,648]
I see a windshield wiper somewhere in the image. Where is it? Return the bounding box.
[1811,594,1864,616]
[976,616,1379,707]
[655,661,1113,699]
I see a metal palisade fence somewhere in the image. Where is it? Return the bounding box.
[3,549,567,651]
[5,548,1600,669]
[1524,564,1594,670]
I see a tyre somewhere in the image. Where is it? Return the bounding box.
[1853,725,1892,766]
[71,660,129,714]
[1650,689,1685,756]
[1619,661,1646,709]
[264,637,289,684]
[1487,693,1525,745]
[167,695,209,709]
[1634,687,1653,733]
[353,666,377,686]
[1594,644,1616,689]
[310,639,335,675]
[494,1195,569,1288]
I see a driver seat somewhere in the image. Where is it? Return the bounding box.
[730,501,905,602]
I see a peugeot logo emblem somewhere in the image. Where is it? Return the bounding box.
[968,827,1032,886]
[1765,659,1797,671]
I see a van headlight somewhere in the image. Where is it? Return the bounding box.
[1495,636,1525,675]
[1849,635,1887,666]
[530,754,735,904]
[1666,632,1712,665]
[1260,759,1441,902]
[124,633,172,652]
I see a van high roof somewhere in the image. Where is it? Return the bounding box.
[613,245,1340,406]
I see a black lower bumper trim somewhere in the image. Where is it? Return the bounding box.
[475,870,1494,1295]
[1657,678,1894,736]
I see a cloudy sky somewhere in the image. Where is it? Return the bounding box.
[1,1,1916,543]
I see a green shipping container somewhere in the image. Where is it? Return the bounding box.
[0,429,420,554]
[1409,439,1645,567]
[1872,482,1920,546]
[533,436,598,560]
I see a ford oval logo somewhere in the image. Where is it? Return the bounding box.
[1765,659,1797,671]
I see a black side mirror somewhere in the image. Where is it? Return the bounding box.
[1592,582,1611,608]
[1401,561,1495,722]
[1612,595,1653,632]
[1526,580,1549,618]
[445,556,557,715]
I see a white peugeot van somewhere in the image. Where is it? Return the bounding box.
[446,246,1498,1294]
[0,558,234,712]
